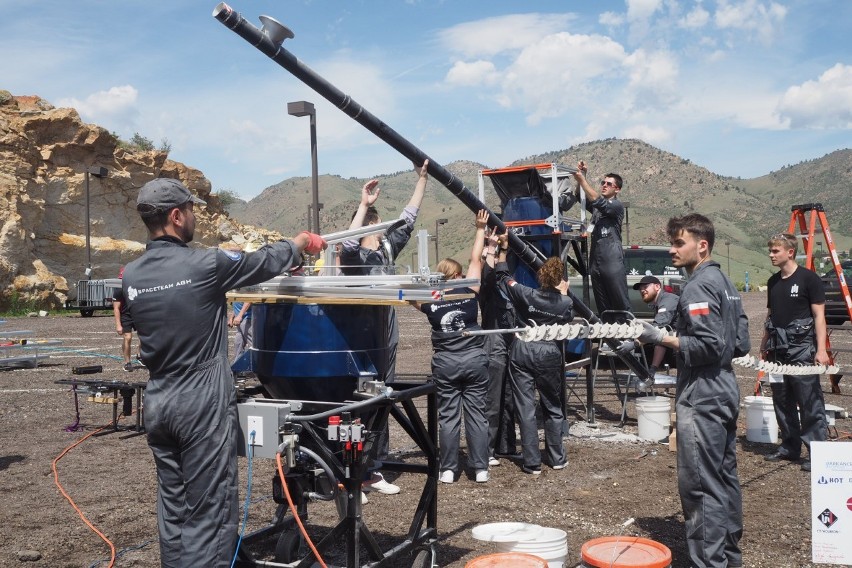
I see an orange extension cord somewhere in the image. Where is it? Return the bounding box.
[56,420,335,567]
[275,452,328,568]
[52,421,119,568]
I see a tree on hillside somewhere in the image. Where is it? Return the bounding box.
[215,189,239,208]
[129,132,154,151]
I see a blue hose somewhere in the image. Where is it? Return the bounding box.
[230,430,255,568]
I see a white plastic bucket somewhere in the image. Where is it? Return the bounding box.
[635,396,671,441]
[743,395,778,443]
[472,523,567,568]
[495,527,567,568]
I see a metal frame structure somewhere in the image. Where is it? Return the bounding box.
[478,162,586,232]
[233,380,438,568]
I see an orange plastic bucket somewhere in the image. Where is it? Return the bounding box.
[580,536,672,568]
[465,552,548,567]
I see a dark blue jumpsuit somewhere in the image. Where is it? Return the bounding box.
[420,287,489,473]
[123,236,304,567]
[561,192,631,321]
[497,262,574,470]
[480,262,518,456]
[646,288,680,368]
[673,260,750,568]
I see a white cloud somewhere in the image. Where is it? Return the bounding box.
[675,81,788,130]
[445,60,499,87]
[625,0,663,44]
[679,5,710,28]
[498,32,627,124]
[776,63,852,129]
[627,0,663,21]
[227,119,266,137]
[575,122,608,145]
[714,0,787,44]
[57,85,139,129]
[621,123,671,145]
[436,13,574,58]
[599,11,625,27]
[623,49,680,110]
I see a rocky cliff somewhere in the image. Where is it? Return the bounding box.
[0,91,279,310]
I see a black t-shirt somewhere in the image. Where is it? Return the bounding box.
[112,286,130,316]
[419,287,483,351]
[767,266,825,328]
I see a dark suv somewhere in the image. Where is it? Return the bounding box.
[824,260,852,325]
[568,245,686,319]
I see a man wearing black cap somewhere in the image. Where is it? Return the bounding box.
[631,275,679,375]
[122,177,326,567]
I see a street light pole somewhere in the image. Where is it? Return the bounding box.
[288,100,320,234]
[622,201,630,244]
[84,166,108,279]
[725,240,731,277]
[434,218,448,264]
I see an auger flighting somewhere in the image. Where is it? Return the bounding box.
[732,355,841,377]
[462,320,675,342]
[466,322,843,377]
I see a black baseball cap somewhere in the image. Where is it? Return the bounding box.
[137,178,206,217]
[632,275,661,290]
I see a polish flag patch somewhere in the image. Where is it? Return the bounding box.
[688,302,710,316]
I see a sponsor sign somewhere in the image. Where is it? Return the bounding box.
[812,442,852,564]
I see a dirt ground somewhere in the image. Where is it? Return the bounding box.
[1,291,850,567]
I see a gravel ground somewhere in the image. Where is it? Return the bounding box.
[0,290,850,567]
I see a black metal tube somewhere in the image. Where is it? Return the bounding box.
[212,3,544,270]
[211,3,650,381]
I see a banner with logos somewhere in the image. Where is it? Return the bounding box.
[812,441,852,564]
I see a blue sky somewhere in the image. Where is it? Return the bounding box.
[2,0,850,200]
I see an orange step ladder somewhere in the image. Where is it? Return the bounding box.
[788,203,852,393]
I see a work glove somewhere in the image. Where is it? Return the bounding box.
[638,320,666,345]
[299,231,327,255]
[615,340,636,355]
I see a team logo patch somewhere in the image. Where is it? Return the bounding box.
[688,302,710,316]
[222,249,242,261]
[818,508,839,528]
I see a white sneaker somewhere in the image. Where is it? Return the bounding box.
[439,470,454,484]
[488,456,500,467]
[475,469,490,483]
[361,492,369,505]
[365,472,401,495]
[552,462,568,470]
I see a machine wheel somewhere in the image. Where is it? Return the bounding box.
[274,529,302,564]
[80,308,94,317]
[411,548,434,568]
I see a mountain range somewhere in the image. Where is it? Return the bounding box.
[227,139,852,285]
